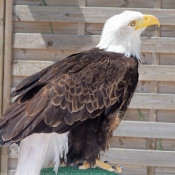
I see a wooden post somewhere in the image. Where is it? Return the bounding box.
[1,0,13,174]
[147,1,161,175]
[0,0,5,173]
[0,0,5,117]
[77,0,86,52]
[3,0,13,110]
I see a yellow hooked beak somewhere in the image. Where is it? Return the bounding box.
[135,15,160,30]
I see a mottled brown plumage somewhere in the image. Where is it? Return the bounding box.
[0,48,138,165]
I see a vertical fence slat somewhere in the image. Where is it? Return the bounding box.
[79,0,86,6]
[0,0,5,173]
[0,0,5,117]
[1,0,13,174]
[77,0,86,53]
[3,0,13,110]
[147,1,161,175]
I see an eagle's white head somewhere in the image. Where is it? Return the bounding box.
[97,11,160,60]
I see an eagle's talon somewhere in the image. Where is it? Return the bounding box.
[74,162,83,168]
[112,165,117,170]
[111,165,123,173]
[120,166,124,169]
[78,162,92,170]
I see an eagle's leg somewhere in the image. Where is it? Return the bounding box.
[78,159,123,173]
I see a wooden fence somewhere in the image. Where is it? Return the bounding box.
[0,0,4,124]
[0,0,175,175]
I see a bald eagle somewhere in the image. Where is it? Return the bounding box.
[0,11,159,175]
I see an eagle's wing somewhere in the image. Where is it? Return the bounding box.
[0,49,138,143]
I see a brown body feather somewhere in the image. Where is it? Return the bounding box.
[0,48,138,165]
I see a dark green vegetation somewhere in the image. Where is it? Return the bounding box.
[41,167,118,175]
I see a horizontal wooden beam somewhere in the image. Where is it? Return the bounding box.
[12,60,54,77]
[138,65,175,81]
[13,6,175,25]
[130,93,175,110]
[12,60,175,82]
[9,146,175,168]
[102,148,175,167]
[13,34,175,53]
[114,121,175,139]
[13,34,98,50]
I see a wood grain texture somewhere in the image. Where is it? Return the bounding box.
[111,137,175,151]
[13,6,175,25]
[2,0,13,174]
[0,0,5,173]
[138,65,175,81]
[14,0,79,6]
[102,148,175,167]
[130,93,175,110]
[79,0,86,7]
[155,167,175,174]
[77,0,85,53]
[114,121,175,139]
[14,0,152,8]
[13,34,99,50]
[12,60,54,76]
[13,0,175,9]
[147,1,161,174]
[158,81,175,94]
[0,0,4,116]
[14,21,78,34]
[3,0,13,110]
[111,137,147,150]
[125,109,175,123]
[13,49,76,61]
[13,34,175,53]
[162,0,175,9]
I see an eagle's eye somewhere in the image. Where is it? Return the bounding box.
[130,21,136,26]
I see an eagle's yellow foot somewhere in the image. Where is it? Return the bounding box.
[78,160,123,173]
[96,159,123,173]
[78,161,91,170]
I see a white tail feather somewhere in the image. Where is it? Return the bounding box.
[15,133,68,175]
